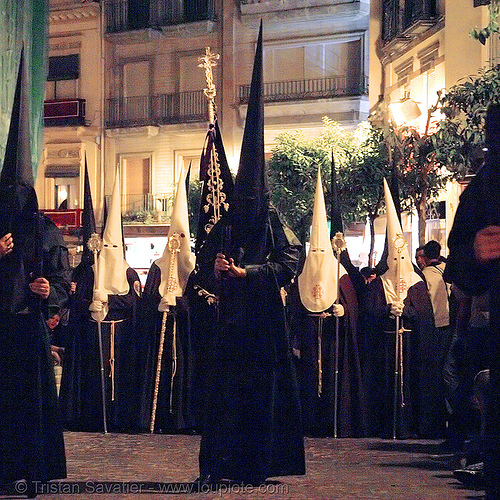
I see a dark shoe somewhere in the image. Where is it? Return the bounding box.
[453,461,484,489]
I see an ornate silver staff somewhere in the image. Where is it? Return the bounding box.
[198,47,228,235]
[150,232,182,433]
[88,232,108,434]
[332,231,347,439]
[198,46,219,126]
[392,233,407,440]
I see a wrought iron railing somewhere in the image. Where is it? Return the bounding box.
[383,0,438,42]
[104,193,174,221]
[104,0,216,33]
[240,0,358,4]
[105,90,206,128]
[238,75,368,104]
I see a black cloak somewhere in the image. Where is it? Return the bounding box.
[59,264,141,432]
[0,204,70,483]
[136,261,194,433]
[198,209,305,482]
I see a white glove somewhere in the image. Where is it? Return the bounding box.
[390,300,404,317]
[158,296,171,313]
[89,300,103,312]
[93,289,108,303]
[332,304,345,318]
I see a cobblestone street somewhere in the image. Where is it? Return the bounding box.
[0,432,485,500]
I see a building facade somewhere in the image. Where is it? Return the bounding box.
[41,0,369,265]
[369,0,499,251]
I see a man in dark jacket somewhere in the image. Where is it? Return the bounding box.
[445,104,500,499]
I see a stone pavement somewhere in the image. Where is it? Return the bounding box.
[1,432,485,500]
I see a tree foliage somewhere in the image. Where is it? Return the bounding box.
[433,64,500,175]
[267,118,393,245]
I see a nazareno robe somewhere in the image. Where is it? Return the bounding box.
[198,209,305,483]
[359,277,442,439]
[0,214,70,483]
[59,264,141,432]
[289,274,368,437]
[136,262,194,433]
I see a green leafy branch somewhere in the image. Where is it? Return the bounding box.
[470,0,500,45]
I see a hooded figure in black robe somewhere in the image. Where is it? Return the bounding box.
[0,52,69,488]
[444,104,500,499]
[59,165,142,433]
[359,179,438,439]
[137,265,193,433]
[289,161,367,437]
[136,165,196,434]
[197,23,305,485]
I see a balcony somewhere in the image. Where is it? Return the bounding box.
[238,75,368,104]
[102,193,174,224]
[42,209,83,233]
[44,99,86,127]
[105,90,206,128]
[104,0,216,34]
[240,0,362,16]
[383,0,439,44]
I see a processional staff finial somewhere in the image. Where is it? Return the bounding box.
[198,47,220,124]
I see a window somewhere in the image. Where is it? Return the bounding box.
[128,0,150,29]
[179,53,206,92]
[383,0,438,42]
[122,60,151,123]
[418,42,439,72]
[123,60,150,98]
[264,39,362,83]
[121,155,151,213]
[123,156,151,195]
[46,54,80,100]
[394,58,414,90]
[54,177,79,210]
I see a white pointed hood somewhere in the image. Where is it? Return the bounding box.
[91,169,129,322]
[156,165,195,308]
[298,167,345,312]
[380,178,421,304]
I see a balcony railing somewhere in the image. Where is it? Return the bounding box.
[103,193,174,222]
[383,0,438,42]
[44,99,86,127]
[105,90,206,128]
[104,0,216,34]
[238,75,368,104]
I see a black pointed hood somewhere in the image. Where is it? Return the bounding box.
[230,22,269,246]
[0,49,37,239]
[185,161,191,197]
[329,153,343,238]
[100,196,108,238]
[328,153,359,278]
[0,48,33,189]
[81,157,97,265]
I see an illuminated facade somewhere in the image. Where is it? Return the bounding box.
[41,0,369,224]
[369,0,500,251]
